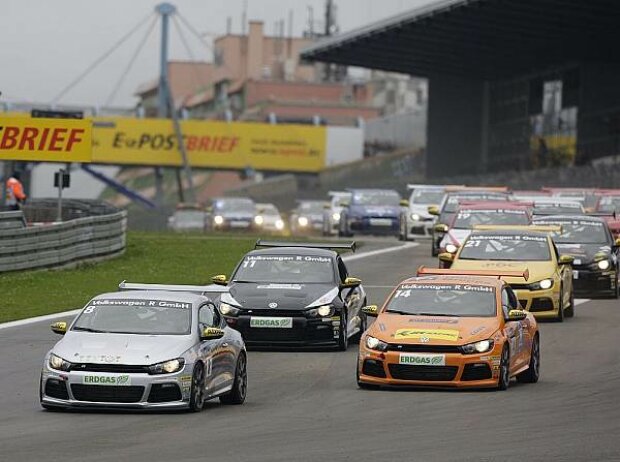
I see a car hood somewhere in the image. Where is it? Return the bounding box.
[452,260,554,283]
[227,282,338,310]
[218,211,254,220]
[53,332,195,365]
[555,243,612,265]
[369,312,500,345]
[408,204,432,218]
[349,205,401,217]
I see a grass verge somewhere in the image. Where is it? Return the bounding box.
[0,232,256,323]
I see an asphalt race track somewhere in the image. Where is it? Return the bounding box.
[1,241,619,462]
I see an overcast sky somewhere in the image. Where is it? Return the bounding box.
[1,0,438,108]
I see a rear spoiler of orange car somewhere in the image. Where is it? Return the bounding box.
[473,224,561,233]
[416,266,530,281]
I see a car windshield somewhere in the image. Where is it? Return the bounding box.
[598,196,620,212]
[410,190,444,205]
[533,204,584,215]
[215,199,255,213]
[385,283,496,317]
[72,299,192,335]
[536,220,609,244]
[233,254,334,283]
[352,191,400,206]
[299,202,325,213]
[459,234,551,261]
[444,194,507,213]
[453,210,530,229]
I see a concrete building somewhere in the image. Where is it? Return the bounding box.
[301,0,620,177]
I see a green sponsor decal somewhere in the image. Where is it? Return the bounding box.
[399,354,445,366]
[250,317,293,328]
[82,374,131,386]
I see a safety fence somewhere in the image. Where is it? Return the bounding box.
[0,200,126,273]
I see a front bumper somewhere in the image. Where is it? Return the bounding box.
[406,218,434,238]
[349,217,399,235]
[572,267,617,297]
[514,287,559,319]
[357,347,501,388]
[213,220,256,231]
[225,313,340,347]
[40,365,194,410]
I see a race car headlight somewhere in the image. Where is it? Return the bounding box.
[275,219,284,230]
[254,215,264,226]
[460,339,494,354]
[410,213,420,221]
[445,243,458,254]
[332,212,341,222]
[529,278,553,290]
[306,305,334,318]
[48,353,72,371]
[214,215,224,225]
[298,216,309,227]
[220,302,241,317]
[365,335,388,352]
[598,259,611,270]
[149,358,185,375]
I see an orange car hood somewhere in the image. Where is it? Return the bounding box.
[369,312,500,345]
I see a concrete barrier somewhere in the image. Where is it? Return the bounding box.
[0,200,126,273]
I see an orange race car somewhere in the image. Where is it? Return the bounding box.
[357,268,539,390]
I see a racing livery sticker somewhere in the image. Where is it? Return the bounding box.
[399,353,446,366]
[394,328,460,342]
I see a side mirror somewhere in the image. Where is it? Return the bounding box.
[200,327,225,341]
[51,321,67,335]
[362,305,379,317]
[428,205,440,216]
[615,238,620,247]
[342,276,362,288]
[211,274,229,286]
[507,309,527,321]
[559,255,574,265]
[323,204,331,209]
[399,199,409,207]
[434,223,448,233]
[438,252,455,263]
[339,201,350,207]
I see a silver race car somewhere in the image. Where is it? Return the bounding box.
[40,282,247,411]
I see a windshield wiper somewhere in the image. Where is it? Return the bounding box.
[72,326,108,333]
[385,309,411,315]
[410,312,457,317]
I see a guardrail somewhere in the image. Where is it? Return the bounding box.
[0,200,127,273]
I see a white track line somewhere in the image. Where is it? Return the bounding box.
[574,299,591,306]
[0,241,421,331]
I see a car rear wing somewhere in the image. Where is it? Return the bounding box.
[444,186,510,193]
[473,224,562,233]
[416,267,529,281]
[406,184,461,190]
[118,281,229,294]
[254,240,356,252]
[588,211,617,219]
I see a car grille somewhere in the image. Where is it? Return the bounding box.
[147,383,182,403]
[461,363,492,381]
[387,344,460,353]
[530,298,554,312]
[362,360,386,378]
[509,284,530,290]
[45,378,69,400]
[71,384,145,403]
[68,363,150,374]
[388,364,458,381]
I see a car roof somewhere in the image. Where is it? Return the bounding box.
[92,290,206,306]
[245,247,336,258]
[400,275,503,289]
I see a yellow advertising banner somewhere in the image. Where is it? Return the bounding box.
[92,117,326,172]
[0,116,92,162]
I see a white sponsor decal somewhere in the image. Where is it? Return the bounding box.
[398,353,445,366]
[250,317,293,328]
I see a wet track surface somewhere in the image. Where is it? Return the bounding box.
[1,240,620,461]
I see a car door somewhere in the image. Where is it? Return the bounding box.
[198,303,224,395]
[552,240,573,307]
[501,287,527,371]
[338,257,364,337]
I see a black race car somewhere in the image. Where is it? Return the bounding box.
[211,241,368,350]
[533,215,620,298]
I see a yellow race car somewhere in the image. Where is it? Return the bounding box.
[440,226,575,322]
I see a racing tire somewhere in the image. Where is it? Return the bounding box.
[189,363,207,412]
[351,300,368,344]
[564,291,575,318]
[497,346,511,391]
[220,353,247,405]
[337,310,349,351]
[555,288,565,323]
[517,334,540,384]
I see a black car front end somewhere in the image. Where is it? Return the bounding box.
[571,258,618,298]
